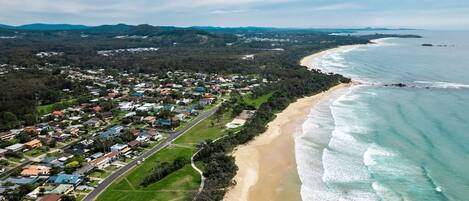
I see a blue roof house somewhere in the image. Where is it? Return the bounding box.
[157,118,172,127]
[99,125,124,139]
[194,86,205,93]
[130,92,144,97]
[48,174,82,186]
[6,177,39,185]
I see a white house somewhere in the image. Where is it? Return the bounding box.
[110,144,128,153]
[119,102,134,111]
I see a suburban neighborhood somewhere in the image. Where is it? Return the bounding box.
[0,67,263,200]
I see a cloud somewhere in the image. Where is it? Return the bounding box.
[0,0,468,29]
[312,3,363,11]
[209,9,253,14]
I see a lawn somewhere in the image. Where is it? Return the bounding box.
[96,110,233,201]
[37,98,77,115]
[110,111,126,124]
[24,148,48,157]
[243,92,273,109]
[89,165,119,179]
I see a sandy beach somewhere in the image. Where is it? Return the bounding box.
[300,39,388,70]
[223,41,372,201]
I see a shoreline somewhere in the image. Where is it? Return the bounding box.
[223,83,352,201]
[223,39,383,201]
[300,38,389,70]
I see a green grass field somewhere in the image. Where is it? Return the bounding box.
[37,98,78,115]
[96,111,233,201]
[243,92,273,109]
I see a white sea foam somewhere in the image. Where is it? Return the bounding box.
[371,182,402,201]
[296,37,411,201]
[414,81,469,89]
[295,87,355,201]
[363,143,396,166]
[322,89,372,183]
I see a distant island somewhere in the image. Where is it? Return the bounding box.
[422,43,451,47]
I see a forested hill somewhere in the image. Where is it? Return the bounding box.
[0,24,368,73]
[0,24,420,75]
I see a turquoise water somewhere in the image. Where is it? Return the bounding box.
[296,31,469,201]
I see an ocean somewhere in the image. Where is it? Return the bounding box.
[296,31,469,201]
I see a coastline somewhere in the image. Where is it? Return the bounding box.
[300,39,388,70]
[223,39,381,201]
[223,83,352,201]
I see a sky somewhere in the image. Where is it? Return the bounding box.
[1,0,469,29]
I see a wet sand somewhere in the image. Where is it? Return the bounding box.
[224,40,373,201]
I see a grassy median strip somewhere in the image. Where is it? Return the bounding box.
[96,111,233,201]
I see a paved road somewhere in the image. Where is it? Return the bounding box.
[0,141,77,179]
[83,105,219,201]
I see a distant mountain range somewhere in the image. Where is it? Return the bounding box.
[0,23,417,33]
[0,23,90,30]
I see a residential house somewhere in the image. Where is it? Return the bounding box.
[84,118,102,128]
[157,118,179,128]
[135,135,148,143]
[49,184,74,195]
[93,105,102,113]
[127,140,139,149]
[74,164,94,175]
[40,194,62,201]
[143,116,156,124]
[40,157,64,168]
[110,144,128,153]
[99,125,124,139]
[90,151,118,169]
[5,143,24,153]
[21,165,50,176]
[175,113,186,121]
[163,104,175,112]
[25,187,42,200]
[199,98,215,106]
[39,136,56,147]
[194,86,205,93]
[136,103,156,112]
[130,92,144,97]
[119,102,134,111]
[0,149,7,157]
[64,148,85,156]
[24,139,42,149]
[77,139,94,149]
[48,174,82,186]
[24,126,39,134]
[6,177,39,185]
[0,131,15,141]
[124,112,137,118]
[52,111,64,118]
[90,152,104,159]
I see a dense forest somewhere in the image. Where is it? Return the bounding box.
[0,69,73,130]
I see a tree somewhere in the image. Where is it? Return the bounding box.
[24,113,37,125]
[1,112,19,129]
[16,132,31,143]
[62,195,77,201]
[121,129,136,142]
[3,112,18,122]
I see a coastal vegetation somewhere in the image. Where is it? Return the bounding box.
[194,67,349,200]
[0,24,422,200]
